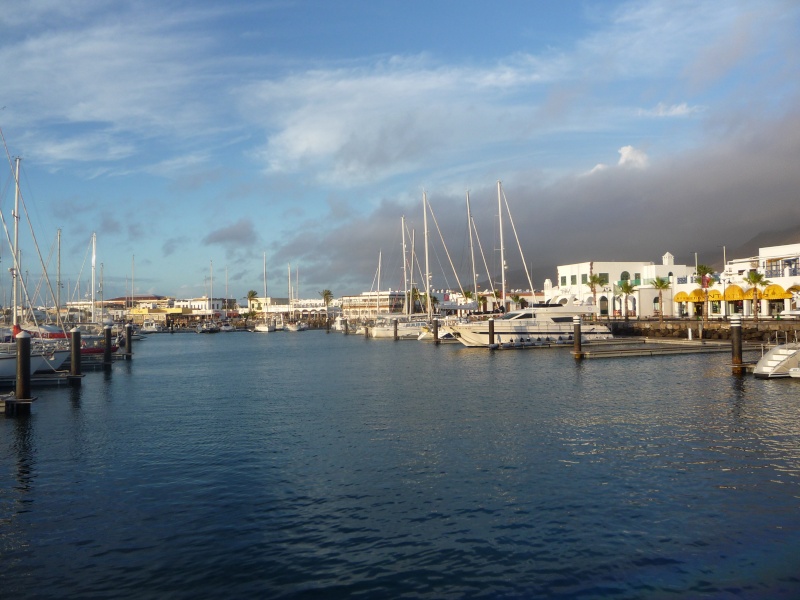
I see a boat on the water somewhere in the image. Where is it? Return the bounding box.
[196,322,220,334]
[284,321,307,332]
[441,306,612,348]
[753,342,800,378]
[140,320,164,334]
[369,316,428,339]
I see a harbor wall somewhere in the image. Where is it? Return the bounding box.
[608,319,800,342]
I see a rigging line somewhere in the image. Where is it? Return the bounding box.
[501,185,535,293]
[18,189,62,330]
[425,196,465,298]
[472,214,495,298]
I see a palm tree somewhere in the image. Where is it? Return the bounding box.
[650,276,671,325]
[695,264,715,326]
[492,289,502,312]
[510,294,522,310]
[618,280,636,321]
[319,289,333,322]
[743,271,770,322]
[586,273,603,320]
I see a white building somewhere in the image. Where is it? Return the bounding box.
[544,253,694,318]
[673,242,800,319]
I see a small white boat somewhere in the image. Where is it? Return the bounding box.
[253,319,277,333]
[284,321,307,332]
[196,322,220,334]
[218,322,235,332]
[140,320,164,334]
[369,317,428,339]
[788,367,800,378]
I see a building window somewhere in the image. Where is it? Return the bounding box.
[620,271,630,281]
[599,273,609,284]
[581,274,587,284]
[571,275,577,285]
[560,276,566,286]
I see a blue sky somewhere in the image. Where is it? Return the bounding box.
[1,0,798,304]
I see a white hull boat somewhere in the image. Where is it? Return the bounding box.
[369,318,428,339]
[441,307,612,348]
[754,343,800,379]
[253,321,276,333]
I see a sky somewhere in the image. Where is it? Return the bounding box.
[0,0,798,305]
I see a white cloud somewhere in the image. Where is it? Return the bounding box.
[617,145,648,168]
[639,102,703,117]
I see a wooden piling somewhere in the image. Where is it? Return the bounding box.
[393,319,398,340]
[488,319,495,346]
[433,319,439,345]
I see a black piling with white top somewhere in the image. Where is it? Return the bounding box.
[573,315,583,359]
[68,327,83,386]
[104,324,113,367]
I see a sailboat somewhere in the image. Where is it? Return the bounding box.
[254,253,276,332]
[196,261,220,333]
[369,219,428,339]
[0,156,70,373]
[284,264,307,331]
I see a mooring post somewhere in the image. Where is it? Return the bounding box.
[488,318,495,346]
[344,320,349,335]
[433,319,439,345]
[393,318,398,340]
[7,331,34,416]
[364,325,369,339]
[573,315,583,359]
[124,323,133,359]
[103,324,113,367]
[68,327,83,386]
[326,317,331,334]
[731,313,743,375]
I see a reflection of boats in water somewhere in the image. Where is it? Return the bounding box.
[754,342,800,379]
[441,307,612,348]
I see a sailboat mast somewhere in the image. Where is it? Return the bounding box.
[263,252,268,316]
[467,191,478,304]
[376,250,381,317]
[210,260,214,319]
[401,216,408,316]
[91,232,96,323]
[423,190,431,319]
[498,180,506,312]
[12,157,20,332]
[57,228,61,321]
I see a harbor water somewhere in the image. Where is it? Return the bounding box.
[1,331,799,599]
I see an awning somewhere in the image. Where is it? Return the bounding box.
[674,291,690,302]
[724,285,745,301]
[707,289,723,301]
[763,284,793,300]
[688,289,707,302]
[742,287,764,300]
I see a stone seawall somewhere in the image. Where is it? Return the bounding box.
[608,319,800,342]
